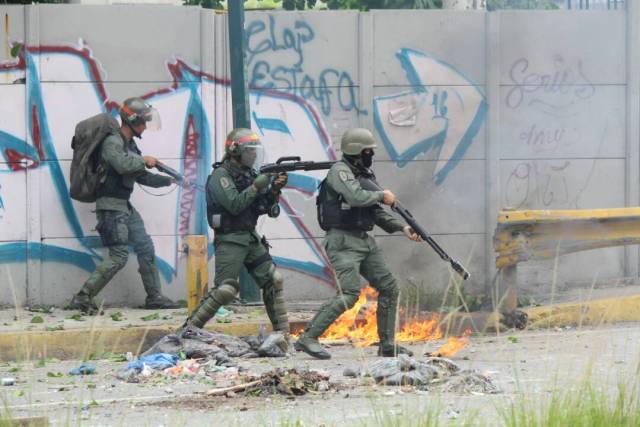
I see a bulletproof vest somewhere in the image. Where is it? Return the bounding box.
[206,162,276,233]
[316,168,376,232]
[95,135,141,201]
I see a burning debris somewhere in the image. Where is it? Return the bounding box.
[295,287,471,357]
[426,330,472,357]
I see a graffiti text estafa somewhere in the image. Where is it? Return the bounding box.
[246,16,364,116]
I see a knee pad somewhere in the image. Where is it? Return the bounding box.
[270,266,284,290]
[214,279,239,305]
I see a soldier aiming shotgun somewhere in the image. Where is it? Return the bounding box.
[259,156,470,280]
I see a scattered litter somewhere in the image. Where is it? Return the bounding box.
[116,353,177,382]
[206,368,333,397]
[142,325,289,364]
[1,377,16,386]
[354,355,499,393]
[439,371,499,394]
[69,364,95,376]
[164,359,200,377]
[343,368,358,378]
[366,355,439,386]
[216,306,232,318]
[128,353,177,371]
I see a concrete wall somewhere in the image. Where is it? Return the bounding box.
[0,6,636,307]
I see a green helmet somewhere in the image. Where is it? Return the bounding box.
[224,128,264,169]
[120,97,161,131]
[341,128,377,156]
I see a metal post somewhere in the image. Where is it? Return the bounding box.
[185,236,208,315]
[228,0,250,128]
[626,0,640,278]
[227,0,260,302]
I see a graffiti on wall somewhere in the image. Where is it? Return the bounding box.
[0,31,485,300]
[373,49,487,185]
[246,15,365,117]
[0,41,336,288]
[503,55,614,209]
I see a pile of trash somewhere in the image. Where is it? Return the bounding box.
[144,325,289,360]
[116,325,290,383]
[345,355,499,394]
[204,368,334,397]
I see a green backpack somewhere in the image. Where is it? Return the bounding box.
[69,113,120,203]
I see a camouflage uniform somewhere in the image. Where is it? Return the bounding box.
[70,98,177,313]
[185,129,289,335]
[296,128,413,359]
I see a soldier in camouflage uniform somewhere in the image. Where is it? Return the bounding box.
[295,128,421,359]
[69,97,180,314]
[182,128,291,339]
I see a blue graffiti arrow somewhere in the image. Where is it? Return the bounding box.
[373,48,487,185]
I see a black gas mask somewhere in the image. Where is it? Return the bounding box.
[345,149,375,170]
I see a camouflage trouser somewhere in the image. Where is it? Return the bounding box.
[79,207,162,299]
[189,231,289,332]
[303,229,399,347]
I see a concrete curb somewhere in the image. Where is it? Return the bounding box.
[3,294,638,361]
[0,320,308,362]
[523,294,640,328]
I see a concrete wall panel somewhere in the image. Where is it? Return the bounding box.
[372,11,486,87]
[499,11,626,85]
[500,158,626,210]
[499,85,626,159]
[374,159,486,235]
[37,5,201,83]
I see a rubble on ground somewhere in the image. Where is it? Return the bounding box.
[351,354,499,394]
[117,325,289,382]
[205,368,334,397]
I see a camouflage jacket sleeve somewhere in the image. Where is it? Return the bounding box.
[101,134,146,175]
[373,206,405,234]
[136,171,172,188]
[208,167,258,215]
[326,162,384,208]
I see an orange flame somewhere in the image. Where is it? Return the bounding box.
[320,286,379,347]
[430,329,472,357]
[294,287,470,356]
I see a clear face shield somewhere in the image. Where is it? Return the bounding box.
[141,107,162,131]
[238,141,264,171]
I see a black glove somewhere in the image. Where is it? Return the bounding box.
[271,172,288,192]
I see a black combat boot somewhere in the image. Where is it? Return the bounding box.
[377,343,414,357]
[67,292,100,315]
[144,294,181,309]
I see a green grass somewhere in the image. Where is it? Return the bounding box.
[499,378,640,427]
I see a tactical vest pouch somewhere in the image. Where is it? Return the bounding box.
[316,179,376,232]
[206,164,265,233]
[96,212,128,247]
